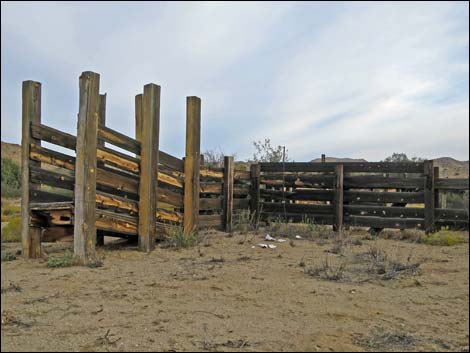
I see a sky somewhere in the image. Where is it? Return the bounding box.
[1,1,469,161]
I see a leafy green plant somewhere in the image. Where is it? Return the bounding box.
[1,216,21,242]
[168,226,197,249]
[47,251,74,268]
[421,231,467,246]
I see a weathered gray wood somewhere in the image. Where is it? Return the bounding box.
[233,198,250,210]
[261,174,335,188]
[138,84,160,252]
[423,160,435,234]
[260,202,333,214]
[346,216,424,229]
[250,164,261,223]
[223,156,234,233]
[98,93,107,148]
[198,214,223,228]
[30,121,76,150]
[98,125,140,154]
[344,191,424,204]
[343,176,425,189]
[344,205,425,218]
[30,144,76,171]
[30,165,75,191]
[184,96,201,236]
[435,208,469,221]
[260,162,424,174]
[21,80,42,258]
[261,212,334,224]
[260,188,334,201]
[74,71,100,265]
[435,178,469,190]
[30,187,73,203]
[334,164,344,231]
[159,151,185,172]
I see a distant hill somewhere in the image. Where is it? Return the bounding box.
[311,157,367,163]
[1,141,21,164]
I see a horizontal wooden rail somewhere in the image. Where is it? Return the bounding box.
[344,205,425,218]
[260,202,334,214]
[260,162,424,174]
[261,174,335,188]
[260,188,334,201]
[346,215,425,229]
[435,178,469,190]
[344,176,425,189]
[344,191,424,203]
[435,208,469,221]
[98,125,140,155]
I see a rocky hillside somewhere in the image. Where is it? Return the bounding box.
[1,141,21,164]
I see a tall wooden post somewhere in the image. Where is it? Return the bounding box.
[138,84,160,252]
[135,93,143,143]
[250,163,261,226]
[424,160,435,234]
[333,164,344,232]
[184,96,201,236]
[74,71,100,264]
[441,168,448,209]
[223,156,234,233]
[96,93,107,247]
[21,80,42,258]
[321,154,326,163]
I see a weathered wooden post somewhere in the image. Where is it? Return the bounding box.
[96,93,107,247]
[333,164,344,232]
[424,160,435,234]
[21,80,42,258]
[184,96,201,236]
[135,93,143,143]
[321,154,326,163]
[250,163,261,227]
[441,168,448,209]
[74,71,100,264]
[138,84,160,252]
[223,156,234,233]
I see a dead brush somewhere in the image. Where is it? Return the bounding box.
[304,255,346,281]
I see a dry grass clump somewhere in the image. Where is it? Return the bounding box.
[1,216,21,242]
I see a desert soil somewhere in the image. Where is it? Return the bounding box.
[1,231,469,352]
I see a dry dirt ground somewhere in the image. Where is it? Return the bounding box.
[1,230,469,352]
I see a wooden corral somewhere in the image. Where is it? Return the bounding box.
[21,71,469,264]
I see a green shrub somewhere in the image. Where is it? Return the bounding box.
[1,204,21,222]
[1,158,21,189]
[1,217,21,242]
[47,251,74,268]
[1,251,17,262]
[1,183,21,198]
[168,226,197,249]
[421,231,467,246]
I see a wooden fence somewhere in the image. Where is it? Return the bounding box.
[256,161,469,232]
[20,71,469,263]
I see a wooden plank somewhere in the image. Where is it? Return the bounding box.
[343,176,425,189]
[96,209,138,235]
[344,205,425,218]
[30,165,75,191]
[200,197,223,210]
[98,93,107,148]
[97,146,140,173]
[30,144,75,171]
[98,125,140,155]
[73,71,100,265]
[424,160,435,234]
[199,214,223,228]
[184,96,201,235]
[138,83,160,252]
[159,150,184,172]
[158,170,184,189]
[30,187,73,203]
[30,201,73,211]
[435,178,469,190]
[435,208,469,221]
[260,188,334,201]
[158,187,184,208]
[234,170,250,180]
[261,174,335,188]
[344,191,424,204]
[156,208,183,224]
[96,190,139,215]
[200,168,223,179]
[96,167,139,195]
[260,202,334,214]
[30,121,76,150]
[21,80,42,258]
[200,182,222,194]
[260,162,424,173]
[223,156,234,233]
[234,198,250,210]
[234,185,250,195]
[346,216,425,229]
[334,164,344,231]
[250,164,261,222]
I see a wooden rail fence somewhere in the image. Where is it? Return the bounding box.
[20,71,469,263]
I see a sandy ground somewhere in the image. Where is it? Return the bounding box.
[1,230,469,352]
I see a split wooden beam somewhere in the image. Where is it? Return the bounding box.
[424,160,435,234]
[74,71,100,264]
[21,80,42,258]
[333,164,344,232]
[223,156,234,233]
[184,96,201,236]
[138,84,160,252]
